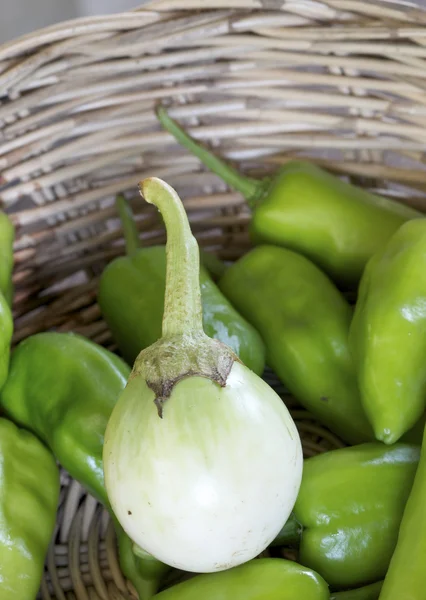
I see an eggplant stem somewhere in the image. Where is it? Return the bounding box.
[139,177,204,338]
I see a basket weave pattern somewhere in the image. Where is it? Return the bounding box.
[1,1,426,598]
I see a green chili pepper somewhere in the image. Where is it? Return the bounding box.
[152,558,329,600]
[274,443,419,589]
[156,107,421,288]
[218,244,372,444]
[378,425,426,600]
[331,581,383,600]
[0,211,14,306]
[0,417,59,599]
[349,219,426,445]
[0,291,13,392]
[0,332,167,600]
[98,196,265,374]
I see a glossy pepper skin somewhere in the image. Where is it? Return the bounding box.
[275,443,419,589]
[153,558,329,600]
[156,107,421,288]
[0,332,167,600]
[219,244,373,444]
[379,426,426,600]
[0,417,59,599]
[0,211,14,306]
[98,197,265,374]
[349,219,426,445]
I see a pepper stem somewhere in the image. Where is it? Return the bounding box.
[139,178,203,338]
[116,194,140,256]
[270,513,302,547]
[156,106,263,207]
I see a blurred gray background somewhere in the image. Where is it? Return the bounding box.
[0,0,145,44]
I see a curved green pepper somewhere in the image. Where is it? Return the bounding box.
[0,211,14,306]
[98,196,265,374]
[219,244,372,444]
[275,443,419,589]
[0,417,59,599]
[349,219,426,444]
[153,558,329,600]
[0,291,13,392]
[378,425,426,600]
[0,332,167,599]
[156,107,421,288]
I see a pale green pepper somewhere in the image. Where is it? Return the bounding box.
[0,417,60,599]
[153,559,329,600]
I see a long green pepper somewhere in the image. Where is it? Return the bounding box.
[153,559,329,600]
[219,244,373,444]
[0,417,59,599]
[350,219,426,444]
[378,425,426,600]
[156,107,421,288]
[0,332,167,599]
[98,196,265,374]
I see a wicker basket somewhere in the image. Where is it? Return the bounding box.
[1,0,426,598]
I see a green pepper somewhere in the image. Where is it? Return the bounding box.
[219,244,372,444]
[275,443,419,589]
[0,291,13,392]
[0,211,14,306]
[331,581,383,600]
[0,417,59,599]
[378,425,426,600]
[98,196,265,374]
[0,332,167,599]
[153,558,329,600]
[349,219,426,445]
[156,107,421,288]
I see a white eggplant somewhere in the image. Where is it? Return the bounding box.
[103,177,303,573]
